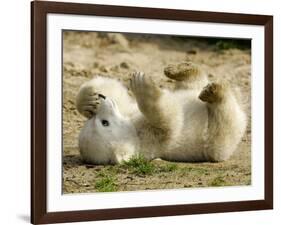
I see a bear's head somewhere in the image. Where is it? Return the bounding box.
[79,95,138,164]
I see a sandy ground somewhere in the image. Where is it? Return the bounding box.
[63,31,251,193]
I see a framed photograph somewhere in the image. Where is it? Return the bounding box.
[31,1,273,224]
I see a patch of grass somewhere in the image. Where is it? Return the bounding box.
[159,163,178,172]
[180,166,208,175]
[120,156,180,176]
[215,40,251,51]
[94,175,117,192]
[121,155,156,176]
[93,158,181,192]
[205,38,251,50]
[209,176,227,187]
[216,40,239,50]
[102,165,120,174]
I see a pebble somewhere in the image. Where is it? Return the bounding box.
[187,49,197,54]
[120,62,130,69]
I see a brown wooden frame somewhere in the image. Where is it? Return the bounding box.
[31,1,273,224]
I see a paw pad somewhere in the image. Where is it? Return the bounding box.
[164,62,200,81]
[199,83,225,103]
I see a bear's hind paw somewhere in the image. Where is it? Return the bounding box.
[199,82,226,103]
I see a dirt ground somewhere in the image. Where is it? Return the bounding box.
[62,31,251,193]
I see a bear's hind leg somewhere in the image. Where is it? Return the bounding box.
[199,82,247,161]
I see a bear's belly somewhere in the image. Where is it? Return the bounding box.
[160,100,209,162]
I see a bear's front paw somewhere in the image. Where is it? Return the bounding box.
[76,86,103,118]
[130,71,160,102]
[199,83,226,103]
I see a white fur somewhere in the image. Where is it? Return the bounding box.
[77,75,247,164]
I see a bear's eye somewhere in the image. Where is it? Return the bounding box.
[101,120,109,127]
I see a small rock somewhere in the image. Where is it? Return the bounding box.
[120,62,130,69]
[100,33,129,49]
[68,99,75,105]
[82,42,92,48]
[99,65,109,73]
[109,33,129,48]
[85,164,94,169]
[92,62,99,68]
[111,65,120,72]
[187,49,197,54]
[126,176,134,180]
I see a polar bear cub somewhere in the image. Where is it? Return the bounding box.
[76,62,247,165]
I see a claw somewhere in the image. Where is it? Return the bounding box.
[98,94,106,99]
